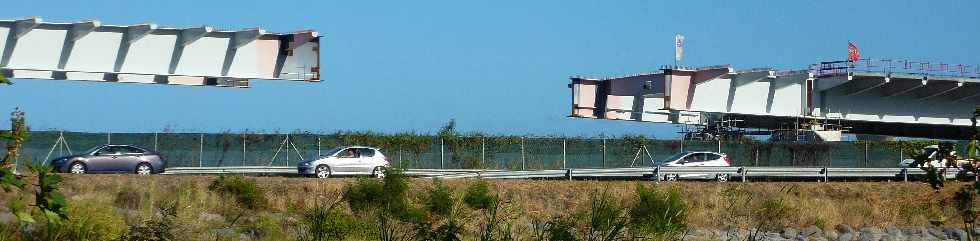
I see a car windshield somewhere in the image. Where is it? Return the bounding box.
[655,152,690,165]
[83,145,105,155]
[321,147,346,157]
[923,148,938,158]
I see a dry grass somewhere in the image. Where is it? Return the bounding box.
[0,174,967,240]
[50,176,964,228]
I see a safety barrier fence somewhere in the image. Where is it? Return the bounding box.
[161,166,962,182]
[2,130,958,171]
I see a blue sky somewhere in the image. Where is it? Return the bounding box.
[1,0,978,137]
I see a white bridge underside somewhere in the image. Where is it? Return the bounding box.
[570,66,980,139]
[0,17,320,88]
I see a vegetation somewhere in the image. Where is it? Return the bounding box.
[0,103,71,239]
[208,175,268,225]
[899,107,980,241]
[119,200,184,241]
[629,185,687,238]
[299,200,367,241]
[0,174,972,240]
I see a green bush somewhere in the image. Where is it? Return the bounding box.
[47,201,127,241]
[300,205,370,241]
[464,180,498,210]
[422,179,455,217]
[342,178,386,214]
[533,217,577,241]
[208,175,267,210]
[342,168,419,222]
[628,185,688,236]
[583,191,627,241]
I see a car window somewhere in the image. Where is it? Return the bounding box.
[359,148,375,158]
[322,147,345,157]
[660,152,688,163]
[705,153,722,161]
[337,148,358,158]
[119,146,145,154]
[84,145,104,154]
[97,146,121,155]
[683,153,705,162]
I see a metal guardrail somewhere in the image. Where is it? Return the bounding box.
[163,166,295,175]
[162,166,964,182]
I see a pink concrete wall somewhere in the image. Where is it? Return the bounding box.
[571,80,599,118]
[667,72,692,110]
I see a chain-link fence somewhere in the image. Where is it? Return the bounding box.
[1,130,963,170]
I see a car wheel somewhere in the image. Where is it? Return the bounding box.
[666,174,678,182]
[716,174,729,183]
[372,167,386,179]
[315,165,330,178]
[135,163,153,175]
[69,162,86,174]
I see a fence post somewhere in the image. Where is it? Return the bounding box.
[199,133,204,167]
[822,167,829,182]
[601,138,606,168]
[562,138,567,169]
[717,139,722,153]
[521,137,526,171]
[481,138,486,168]
[59,130,65,157]
[285,133,290,166]
[154,132,158,151]
[107,132,111,144]
[864,141,870,167]
[440,139,445,169]
[242,134,247,166]
[317,136,321,157]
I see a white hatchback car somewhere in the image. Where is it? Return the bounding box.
[655,151,732,181]
[297,146,390,178]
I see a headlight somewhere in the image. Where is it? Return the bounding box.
[299,162,312,166]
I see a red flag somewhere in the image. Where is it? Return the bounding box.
[848,42,860,62]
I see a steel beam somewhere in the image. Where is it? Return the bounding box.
[845,77,889,96]
[884,79,927,97]
[920,82,964,100]
[0,17,321,87]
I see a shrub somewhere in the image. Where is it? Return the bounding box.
[628,185,688,236]
[118,201,183,241]
[242,212,283,241]
[0,222,23,241]
[342,178,386,214]
[582,191,627,241]
[464,180,498,210]
[208,175,267,211]
[750,186,797,232]
[342,168,416,220]
[422,179,455,217]
[532,217,577,241]
[300,204,370,241]
[114,186,145,210]
[47,201,127,241]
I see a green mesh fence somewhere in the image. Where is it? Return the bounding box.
[1,130,968,170]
